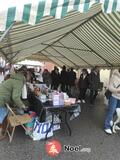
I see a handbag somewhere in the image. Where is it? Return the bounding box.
[105,84,120,99]
[105,90,112,99]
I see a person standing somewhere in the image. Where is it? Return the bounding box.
[104,69,120,134]
[89,66,100,105]
[35,68,43,83]
[60,65,68,92]
[42,69,51,87]
[27,87,46,122]
[68,68,76,97]
[51,66,60,90]
[0,66,28,139]
[78,69,89,103]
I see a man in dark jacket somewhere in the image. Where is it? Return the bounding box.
[60,65,68,92]
[51,66,60,90]
[78,69,89,103]
[68,68,76,97]
[42,69,51,87]
[89,66,100,105]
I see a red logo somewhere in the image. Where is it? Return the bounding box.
[45,139,62,157]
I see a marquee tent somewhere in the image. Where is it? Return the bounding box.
[0,0,120,68]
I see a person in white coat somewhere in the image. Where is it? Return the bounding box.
[104,69,120,134]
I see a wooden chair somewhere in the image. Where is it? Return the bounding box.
[5,103,32,143]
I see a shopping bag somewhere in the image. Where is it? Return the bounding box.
[32,119,53,141]
[45,112,61,131]
[25,111,36,136]
[69,105,81,121]
[52,115,61,131]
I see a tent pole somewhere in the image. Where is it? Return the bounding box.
[0,48,7,59]
[41,11,102,54]
[72,32,113,67]
[49,46,78,68]
[0,22,15,61]
[41,43,92,52]
[0,22,15,43]
[59,41,93,67]
[41,49,69,67]
[93,18,119,42]
[40,51,63,68]
[0,15,100,50]
[7,51,20,63]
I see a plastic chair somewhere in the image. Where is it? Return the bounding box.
[5,103,31,143]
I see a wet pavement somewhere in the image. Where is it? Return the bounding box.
[0,95,120,160]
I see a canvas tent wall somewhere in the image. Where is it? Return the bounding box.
[0,0,120,68]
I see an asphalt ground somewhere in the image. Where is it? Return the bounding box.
[0,95,120,160]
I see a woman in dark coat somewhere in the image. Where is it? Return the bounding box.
[51,66,60,90]
[78,69,89,103]
[27,87,46,122]
[89,66,100,105]
[60,65,68,92]
[42,69,51,87]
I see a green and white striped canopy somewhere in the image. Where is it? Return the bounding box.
[0,0,120,31]
[0,1,120,67]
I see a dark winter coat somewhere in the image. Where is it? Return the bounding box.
[60,70,68,84]
[42,71,51,87]
[51,70,60,86]
[78,74,89,89]
[27,92,46,122]
[68,71,76,86]
[89,71,100,90]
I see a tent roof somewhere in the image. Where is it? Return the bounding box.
[0,3,120,68]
